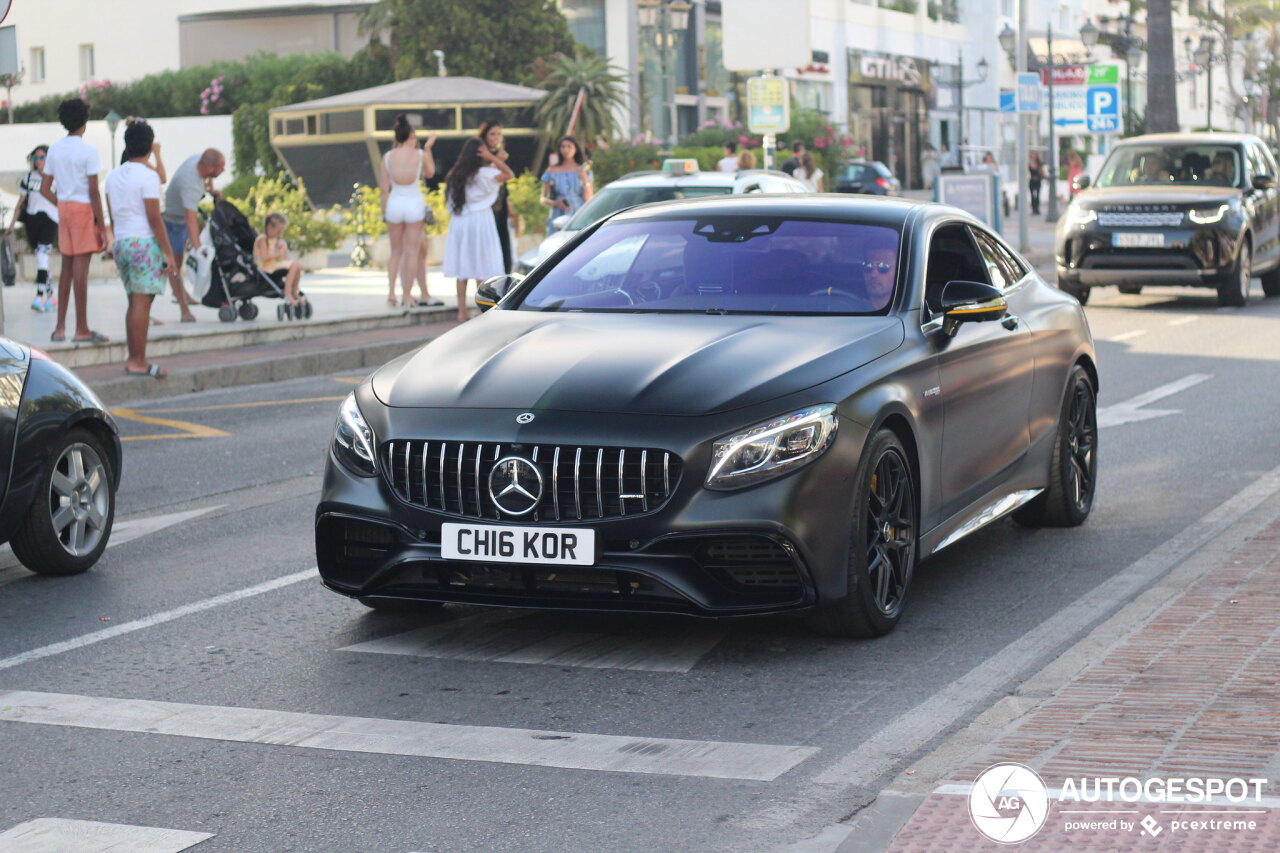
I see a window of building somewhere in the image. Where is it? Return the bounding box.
[928,0,961,23]
[30,48,45,83]
[560,0,606,57]
[78,44,94,81]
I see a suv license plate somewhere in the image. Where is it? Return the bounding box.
[1114,232,1165,248]
[441,523,595,566]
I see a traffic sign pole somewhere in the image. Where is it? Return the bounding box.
[1046,22,1059,223]
[1016,0,1028,252]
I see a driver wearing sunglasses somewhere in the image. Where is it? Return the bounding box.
[861,245,897,309]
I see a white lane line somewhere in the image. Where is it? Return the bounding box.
[1097,373,1212,428]
[0,568,317,673]
[342,611,728,673]
[0,506,223,584]
[0,818,212,852]
[1168,316,1198,327]
[744,458,1280,828]
[0,690,818,781]
[1107,329,1146,342]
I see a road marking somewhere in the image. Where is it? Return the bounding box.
[1097,373,1212,428]
[142,396,344,414]
[331,376,362,384]
[747,456,1280,829]
[0,690,818,781]
[1167,316,1198,327]
[0,568,316,672]
[0,818,212,852]
[342,611,728,673]
[0,506,222,584]
[111,408,230,441]
[1107,329,1146,342]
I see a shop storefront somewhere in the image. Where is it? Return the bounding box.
[847,50,932,190]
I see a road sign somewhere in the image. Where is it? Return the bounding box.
[1016,72,1041,113]
[747,75,790,134]
[1088,64,1119,86]
[1087,85,1120,133]
[1050,85,1087,129]
[1041,65,1087,87]
[999,91,1016,114]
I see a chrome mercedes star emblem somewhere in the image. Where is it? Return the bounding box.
[516,412,535,424]
[488,456,544,516]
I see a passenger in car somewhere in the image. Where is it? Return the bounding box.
[1204,152,1237,186]
[1138,155,1172,184]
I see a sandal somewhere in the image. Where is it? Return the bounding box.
[180,314,197,323]
[71,331,110,344]
[422,298,445,307]
[50,331,66,342]
[386,297,398,307]
[124,363,167,378]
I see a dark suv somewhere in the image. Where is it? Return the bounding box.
[1056,132,1280,306]
[834,160,901,196]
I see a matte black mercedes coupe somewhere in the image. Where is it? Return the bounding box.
[1,337,120,575]
[317,196,1098,637]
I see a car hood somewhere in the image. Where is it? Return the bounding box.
[1075,185,1240,207]
[372,311,904,416]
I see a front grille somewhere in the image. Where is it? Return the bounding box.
[383,440,682,521]
[1097,212,1184,227]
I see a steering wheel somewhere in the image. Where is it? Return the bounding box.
[808,287,862,299]
[633,280,662,303]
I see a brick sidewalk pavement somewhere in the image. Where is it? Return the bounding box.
[882,515,1280,850]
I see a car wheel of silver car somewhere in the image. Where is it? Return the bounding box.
[1015,365,1097,528]
[11,428,115,576]
[1260,263,1280,297]
[809,430,916,638]
[1218,240,1251,308]
[1060,281,1091,305]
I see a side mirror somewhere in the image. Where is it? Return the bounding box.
[1252,174,1277,190]
[1072,174,1091,191]
[939,280,1008,337]
[552,214,571,230]
[475,273,524,312]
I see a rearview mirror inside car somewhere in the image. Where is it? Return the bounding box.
[940,280,1008,337]
[475,273,524,312]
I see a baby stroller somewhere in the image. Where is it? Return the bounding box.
[200,200,312,322]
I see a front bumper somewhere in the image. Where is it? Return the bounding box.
[1056,221,1239,288]
[316,407,869,617]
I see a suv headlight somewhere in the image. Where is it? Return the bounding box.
[333,392,377,477]
[1188,203,1229,224]
[1067,206,1097,226]
[706,404,839,491]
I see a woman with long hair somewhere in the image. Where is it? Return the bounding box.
[379,113,436,307]
[540,136,592,235]
[795,152,824,192]
[443,137,514,323]
[477,120,514,273]
[7,145,58,312]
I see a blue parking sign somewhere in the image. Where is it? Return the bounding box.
[1087,85,1120,133]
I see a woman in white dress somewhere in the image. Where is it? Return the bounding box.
[443,137,514,323]
[379,114,436,307]
[796,153,824,192]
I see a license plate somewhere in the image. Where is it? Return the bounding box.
[1113,232,1165,248]
[441,523,595,566]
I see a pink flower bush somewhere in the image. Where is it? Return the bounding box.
[200,74,226,115]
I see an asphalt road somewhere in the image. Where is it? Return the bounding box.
[3,280,1280,853]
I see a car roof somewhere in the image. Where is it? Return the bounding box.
[1115,132,1260,147]
[604,193,973,228]
[605,169,800,188]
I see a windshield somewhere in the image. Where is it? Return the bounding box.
[515,217,902,315]
[1095,145,1243,188]
[565,185,734,230]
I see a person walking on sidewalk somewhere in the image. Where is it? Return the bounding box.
[444,137,514,323]
[718,142,738,173]
[780,140,805,176]
[380,114,436,307]
[1028,150,1045,215]
[8,145,59,312]
[106,120,175,378]
[41,98,108,344]
[163,148,225,322]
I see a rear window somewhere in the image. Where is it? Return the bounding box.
[515,217,902,315]
[565,185,733,230]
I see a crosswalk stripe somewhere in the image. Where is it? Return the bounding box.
[0,818,212,852]
[342,611,728,673]
[0,690,817,782]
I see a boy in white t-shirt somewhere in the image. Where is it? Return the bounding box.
[717,142,739,172]
[40,98,108,343]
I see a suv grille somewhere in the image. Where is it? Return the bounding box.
[383,440,682,522]
[1097,211,1184,227]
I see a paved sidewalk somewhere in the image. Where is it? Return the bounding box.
[850,490,1280,851]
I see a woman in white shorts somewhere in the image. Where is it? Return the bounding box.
[379,114,435,307]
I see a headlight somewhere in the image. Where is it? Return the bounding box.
[705,404,839,491]
[1188,203,1229,224]
[1067,206,1097,226]
[332,392,377,477]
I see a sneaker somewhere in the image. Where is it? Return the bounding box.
[31,295,44,312]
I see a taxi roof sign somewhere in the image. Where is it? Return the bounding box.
[661,158,699,174]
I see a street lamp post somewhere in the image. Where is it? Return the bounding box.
[637,0,692,148]
[952,49,989,150]
[999,18,1028,252]
[1193,36,1217,130]
[105,109,121,167]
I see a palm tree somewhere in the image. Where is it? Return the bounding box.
[1146,0,1179,132]
[536,47,628,144]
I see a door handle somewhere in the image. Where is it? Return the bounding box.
[1002,314,1020,330]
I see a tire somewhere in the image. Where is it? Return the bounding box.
[276,303,285,321]
[217,305,236,322]
[303,300,313,319]
[1060,280,1091,305]
[1260,264,1280,297]
[1014,365,1097,528]
[1218,239,1251,307]
[358,597,445,613]
[1117,284,1143,295]
[808,430,917,638]
[10,428,116,576]
[239,301,258,320]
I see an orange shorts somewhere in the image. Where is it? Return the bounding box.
[57,201,103,256]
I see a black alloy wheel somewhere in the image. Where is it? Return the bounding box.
[1260,262,1280,296]
[1218,239,1251,307]
[1015,365,1097,528]
[809,430,917,638]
